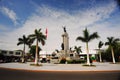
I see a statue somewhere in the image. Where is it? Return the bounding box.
[61,43,64,50]
[62,26,66,32]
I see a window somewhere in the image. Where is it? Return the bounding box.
[1,50,7,54]
[15,52,20,55]
[9,51,13,54]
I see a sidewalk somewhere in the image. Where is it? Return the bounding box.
[0,62,120,71]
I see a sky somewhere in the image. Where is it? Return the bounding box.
[0,0,120,53]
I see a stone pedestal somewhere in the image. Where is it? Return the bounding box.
[61,31,69,58]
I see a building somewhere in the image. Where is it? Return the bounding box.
[0,49,22,57]
[0,49,22,62]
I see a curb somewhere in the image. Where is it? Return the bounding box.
[1,67,120,72]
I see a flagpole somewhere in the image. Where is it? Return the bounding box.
[45,28,48,59]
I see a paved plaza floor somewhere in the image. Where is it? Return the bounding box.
[0,62,120,71]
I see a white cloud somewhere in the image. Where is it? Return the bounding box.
[0,6,18,25]
[0,1,119,53]
[0,25,9,31]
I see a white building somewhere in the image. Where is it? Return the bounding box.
[0,49,22,57]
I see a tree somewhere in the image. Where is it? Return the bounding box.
[105,37,120,64]
[29,29,46,65]
[29,45,41,58]
[115,0,120,8]
[98,41,104,62]
[74,46,82,55]
[76,28,99,65]
[17,35,30,63]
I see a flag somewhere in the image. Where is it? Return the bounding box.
[45,28,48,39]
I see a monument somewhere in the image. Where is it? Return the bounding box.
[61,26,70,58]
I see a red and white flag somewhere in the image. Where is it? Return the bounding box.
[45,28,48,39]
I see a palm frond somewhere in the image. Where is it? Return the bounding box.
[105,42,109,46]
[17,42,23,46]
[89,32,99,41]
[17,35,32,46]
[114,38,120,42]
[83,28,89,40]
[76,36,86,42]
[74,46,82,54]
[76,28,99,43]
[23,35,26,39]
[105,37,120,47]
[29,28,46,47]
[98,41,104,49]
[18,38,23,41]
[29,34,36,38]
[38,28,41,32]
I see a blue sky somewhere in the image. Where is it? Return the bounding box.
[0,0,120,52]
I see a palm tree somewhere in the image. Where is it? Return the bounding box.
[76,28,99,65]
[29,29,46,65]
[105,37,120,64]
[17,35,30,63]
[74,46,82,58]
[98,41,104,62]
[74,46,82,55]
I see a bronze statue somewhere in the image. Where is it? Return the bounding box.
[61,43,64,50]
[62,26,66,32]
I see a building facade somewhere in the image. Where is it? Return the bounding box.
[0,49,22,62]
[0,49,22,57]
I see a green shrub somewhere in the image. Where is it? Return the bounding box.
[66,60,85,64]
[79,60,86,63]
[67,60,74,64]
[30,64,42,66]
[91,56,96,60]
[82,64,96,67]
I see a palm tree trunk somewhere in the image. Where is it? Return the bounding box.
[99,49,102,62]
[111,47,116,64]
[22,44,25,63]
[35,39,38,64]
[86,42,90,65]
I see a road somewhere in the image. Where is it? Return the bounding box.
[0,68,120,80]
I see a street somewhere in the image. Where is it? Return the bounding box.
[0,68,120,80]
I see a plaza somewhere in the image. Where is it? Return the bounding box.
[0,62,120,71]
